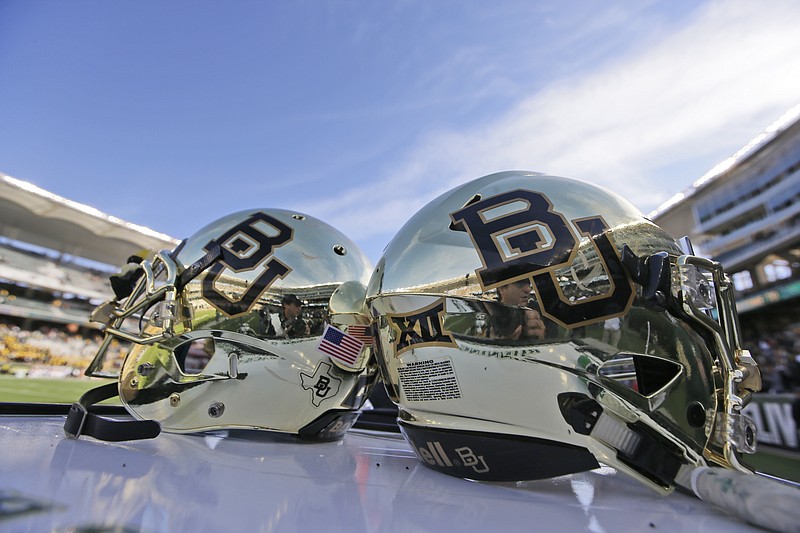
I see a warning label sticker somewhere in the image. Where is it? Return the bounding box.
[397,357,461,402]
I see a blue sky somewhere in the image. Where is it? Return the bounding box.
[2,1,800,264]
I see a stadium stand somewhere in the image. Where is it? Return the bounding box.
[0,172,180,375]
[651,107,800,394]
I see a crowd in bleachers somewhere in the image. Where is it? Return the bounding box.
[0,239,126,378]
[0,321,127,376]
[744,324,800,393]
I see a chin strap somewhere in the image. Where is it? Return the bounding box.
[63,382,161,442]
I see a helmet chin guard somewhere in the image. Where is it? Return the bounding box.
[366,171,761,493]
[398,421,600,482]
[72,208,378,442]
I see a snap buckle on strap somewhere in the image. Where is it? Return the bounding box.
[62,382,161,442]
[64,402,89,439]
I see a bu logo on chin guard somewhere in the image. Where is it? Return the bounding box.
[416,441,490,474]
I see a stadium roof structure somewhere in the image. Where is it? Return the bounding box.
[0,173,181,267]
[648,104,800,219]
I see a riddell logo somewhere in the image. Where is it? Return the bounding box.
[416,441,453,467]
[415,441,489,474]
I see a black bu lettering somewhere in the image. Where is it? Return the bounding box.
[531,216,634,328]
[450,189,577,289]
[450,190,634,329]
[201,211,294,316]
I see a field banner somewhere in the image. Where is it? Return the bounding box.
[743,394,799,450]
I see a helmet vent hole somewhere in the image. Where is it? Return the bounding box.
[292,214,305,220]
[449,194,483,232]
[687,402,706,428]
[333,245,347,256]
[463,193,482,207]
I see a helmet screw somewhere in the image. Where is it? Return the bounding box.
[137,362,155,376]
[129,377,138,387]
[208,401,225,418]
[169,393,181,407]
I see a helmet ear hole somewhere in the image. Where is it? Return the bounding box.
[175,337,216,375]
[599,353,682,397]
[687,402,707,428]
[632,354,683,396]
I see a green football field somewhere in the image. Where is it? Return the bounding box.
[1,374,799,483]
[0,374,118,404]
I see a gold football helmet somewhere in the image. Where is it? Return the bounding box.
[74,209,377,441]
[366,171,761,492]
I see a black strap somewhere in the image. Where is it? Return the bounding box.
[63,382,161,442]
[176,245,221,291]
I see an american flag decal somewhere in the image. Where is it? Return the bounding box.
[318,324,364,368]
[346,324,374,345]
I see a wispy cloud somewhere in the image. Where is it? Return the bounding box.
[300,0,800,260]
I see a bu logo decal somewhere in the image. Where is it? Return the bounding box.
[388,299,456,356]
[451,190,634,328]
[300,362,342,406]
[201,211,293,316]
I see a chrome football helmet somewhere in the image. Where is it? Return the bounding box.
[366,171,761,492]
[79,209,377,441]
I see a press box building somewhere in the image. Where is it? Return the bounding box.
[650,107,800,338]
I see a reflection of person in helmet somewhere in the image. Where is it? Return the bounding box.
[280,294,311,337]
[265,294,311,338]
[489,279,545,340]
